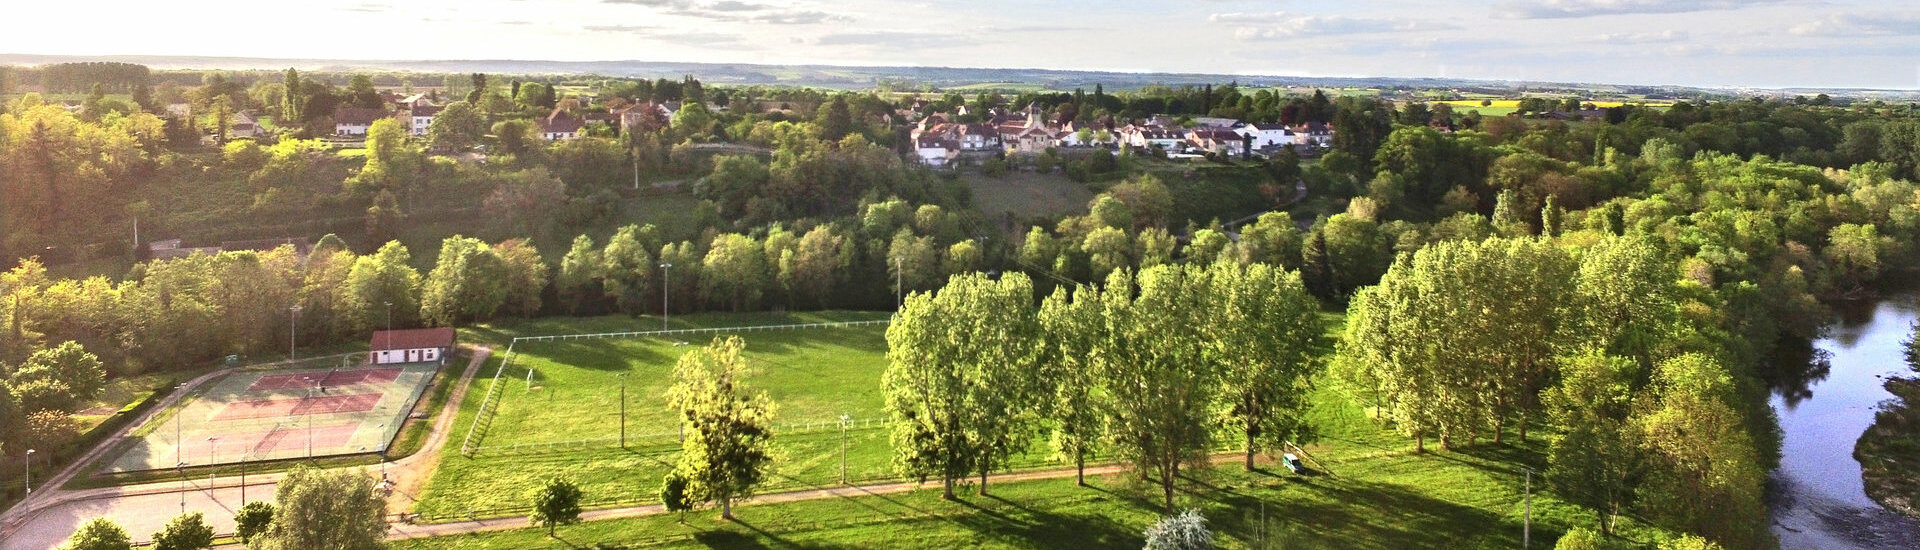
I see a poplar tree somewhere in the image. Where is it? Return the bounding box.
[1100,266,1217,508]
[883,273,1041,498]
[1038,285,1106,485]
[668,336,775,520]
[1206,263,1322,470]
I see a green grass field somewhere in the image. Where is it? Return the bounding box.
[409,310,1688,548]
[960,171,1096,221]
[401,355,1685,549]
[415,311,908,519]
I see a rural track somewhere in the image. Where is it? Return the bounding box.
[0,347,489,550]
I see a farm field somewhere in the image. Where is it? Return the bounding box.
[414,311,909,519]
[101,360,439,472]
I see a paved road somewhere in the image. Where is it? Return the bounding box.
[0,348,489,550]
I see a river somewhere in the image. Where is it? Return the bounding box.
[1770,294,1920,549]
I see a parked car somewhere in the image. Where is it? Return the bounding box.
[1283,453,1305,474]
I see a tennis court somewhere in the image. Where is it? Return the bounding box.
[102,361,440,473]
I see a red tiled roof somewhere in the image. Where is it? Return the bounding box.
[370,327,456,351]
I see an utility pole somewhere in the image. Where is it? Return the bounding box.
[1524,468,1532,549]
[659,262,673,331]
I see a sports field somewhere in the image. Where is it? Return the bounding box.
[416,311,945,518]
[103,361,440,472]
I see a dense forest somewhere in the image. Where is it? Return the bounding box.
[4,64,1920,548]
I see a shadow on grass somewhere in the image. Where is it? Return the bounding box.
[941,491,1141,549]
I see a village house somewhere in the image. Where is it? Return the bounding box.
[1188,127,1249,157]
[229,111,263,140]
[539,108,584,141]
[409,103,442,136]
[617,101,676,133]
[1237,123,1296,148]
[333,106,391,137]
[957,123,1002,151]
[1292,121,1334,148]
[915,135,960,167]
[1124,126,1188,151]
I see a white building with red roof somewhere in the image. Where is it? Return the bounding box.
[369,327,457,365]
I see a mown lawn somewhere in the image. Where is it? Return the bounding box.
[410,309,1684,548]
[400,376,1683,549]
[415,311,900,518]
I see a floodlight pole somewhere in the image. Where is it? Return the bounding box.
[289,305,303,360]
[840,414,850,485]
[239,452,247,505]
[893,256,903,310]
[22,449,33,497]
[660,262,673,331]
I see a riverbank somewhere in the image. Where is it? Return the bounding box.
[1856,375,1920,521]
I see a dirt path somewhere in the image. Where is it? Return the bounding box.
[385,346,490,514]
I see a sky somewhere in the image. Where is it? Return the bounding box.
[5,0,1919,89]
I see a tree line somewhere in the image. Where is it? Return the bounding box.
[884,263,1321,508]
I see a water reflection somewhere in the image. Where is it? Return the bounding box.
[1766,340,1831,410]
[1768,296,1920,549]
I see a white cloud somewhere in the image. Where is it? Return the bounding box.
[1233,15,1456,39]
[1788,13,1920,37]
[602,0,848,25]
[1593,29,1690,43]
[814,31,968,49]
[1209,11,1292,24]
[1493,0,1783,20]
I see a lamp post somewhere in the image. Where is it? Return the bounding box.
[177,462,187,515]
[289,305,303,360]
[659,262,673,331]
[207,437,220,496]
[302,376,317,458]
[22,449,33,497]
[375,424,387,477]
[239,451,248,505]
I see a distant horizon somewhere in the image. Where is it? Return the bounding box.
[3,51,1916,95]
[3,0,1917,91]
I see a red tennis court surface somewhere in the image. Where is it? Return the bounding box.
[224,422,360,457]
[247,367,401,392]
[212,393,383,421]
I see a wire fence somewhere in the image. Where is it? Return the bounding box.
[459,319,893,457]
[469,416,894,456]
[512,319,892,343]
